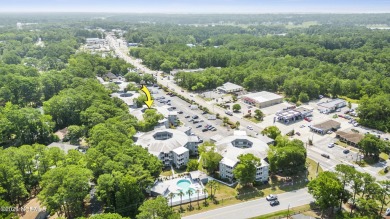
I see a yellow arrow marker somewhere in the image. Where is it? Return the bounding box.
[140,85,154,108]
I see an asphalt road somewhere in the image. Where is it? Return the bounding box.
[106,34,389,181]
[182,188,314,219]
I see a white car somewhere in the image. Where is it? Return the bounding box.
[327,130,333,134]
[266,194,277,201]
[328,143,335,148]
[247,125,253,130]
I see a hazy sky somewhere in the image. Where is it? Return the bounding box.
[1,0,389,13]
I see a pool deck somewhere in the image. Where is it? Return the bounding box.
[151,174,208,206]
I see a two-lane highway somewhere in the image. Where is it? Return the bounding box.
[182,188,313,219]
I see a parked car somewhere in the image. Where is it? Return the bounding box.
[247,125,253,130]
[270,200,280,206]
[304,117,312,122]
[321,153,330,159]
[327,130,333,134]
[343,149,350,154]
[353,123,359,127]
[178,111,183,114]
[328,143,335,148]
[296,132,301,136]
[202,111,207,115]
[266,194,277,201]
[185,115,190,118]
[384,208,390,216]
[192,115,199,119]
[300,125,305,128]
[196,124,202,128]
[193,120,199,124]
[202,128,208,132]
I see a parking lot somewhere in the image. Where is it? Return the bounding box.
[149,86,230,142]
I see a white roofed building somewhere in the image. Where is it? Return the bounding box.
[217,82,244,93]
[136,128,200,167]
[155,105,178,127]
[242,91,283,108]
[215,132,270,183]
[172,147,189,169]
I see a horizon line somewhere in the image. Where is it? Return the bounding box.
[1,11,389,14]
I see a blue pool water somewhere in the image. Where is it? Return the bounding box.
[177,179,191,190]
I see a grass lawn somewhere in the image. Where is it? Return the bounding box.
[250,204,311,219]
[378,167,389,175]
[160,169,173,177]
[335,141,359,152]
[380,152,389,161]
[307,157,323,180]
[174,168,187,174]
[177,158,321,216]
[245,117,261,124]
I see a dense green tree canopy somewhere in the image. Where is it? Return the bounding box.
[233,153,261,186]
[136,196,180,219]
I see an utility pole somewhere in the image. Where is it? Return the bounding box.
[287,203,290,219]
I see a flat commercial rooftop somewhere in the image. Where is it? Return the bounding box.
[243,91,282,103]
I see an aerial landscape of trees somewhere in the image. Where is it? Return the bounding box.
[1,13,390,219]
[308,164,390,218]
[128,22,390,131]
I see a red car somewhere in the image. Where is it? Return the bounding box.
[304,117,312,122]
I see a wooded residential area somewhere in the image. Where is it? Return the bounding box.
[0,13,389,219]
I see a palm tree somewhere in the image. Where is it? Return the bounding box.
[213,183,220,200]
[207,180,216,199]
[222,117,229,126]
[196,189,200,209]
[168,193,175,208]
[178,190,185,210]
[186,189,194,210]
[203,188,208,205]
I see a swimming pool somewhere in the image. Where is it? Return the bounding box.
[177,179,191,190]
[160,178,208,206]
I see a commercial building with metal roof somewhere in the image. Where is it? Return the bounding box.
[318,99,346,113]
[242,91,283,108]
[217,82,244,93]
[276,107,313,124]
